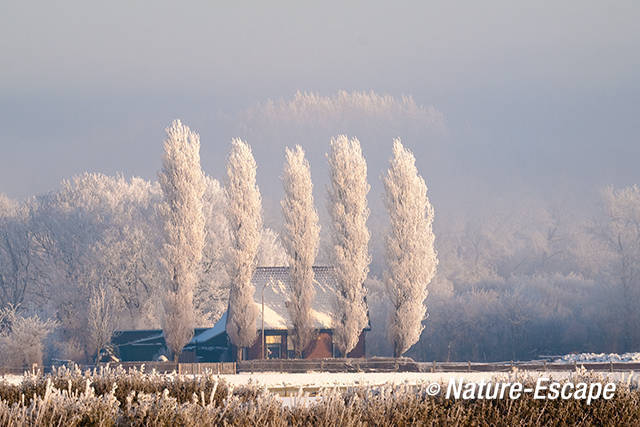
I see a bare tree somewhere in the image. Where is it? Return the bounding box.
[327,135,370,356]
[281,146,320,357]
[597,185,640,350]
[195,176,232,325]
[0,199,53,310]
[0,305,57,368]
[224,139,262,359]
[87,286,120,363]
[158,120,206,361]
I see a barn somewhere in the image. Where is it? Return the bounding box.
[112,266,369,362]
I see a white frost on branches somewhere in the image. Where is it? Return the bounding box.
[225,139,262,353]
[242,90,445,132]
[327,135,371,356]
[87,286,120,362]
[281,146,320,357]
[158,120,206,360]
[383,139,438,356]
[0,305,57,368]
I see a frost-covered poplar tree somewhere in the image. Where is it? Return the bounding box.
[281,146,320,357]
[383,139,438,357]
[158,120,206,361]
[225,139,262,359]
[327,135,370,356]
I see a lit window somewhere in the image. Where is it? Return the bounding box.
[265,335,281,344]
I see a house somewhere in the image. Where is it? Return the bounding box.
[111,266,369,362]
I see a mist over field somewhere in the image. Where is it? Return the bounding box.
[1,1,640,364]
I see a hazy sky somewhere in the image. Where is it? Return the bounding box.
[1,1,639,214]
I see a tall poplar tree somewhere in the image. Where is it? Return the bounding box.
[158,120,206,361]
[225,139,262,359]
[281,146,320,357]
[327,135,370,356]
[383,139,437,357]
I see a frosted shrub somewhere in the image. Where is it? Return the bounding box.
[2,369,640,425]
[0,306,57,368]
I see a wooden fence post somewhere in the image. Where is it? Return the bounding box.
[467,361,471,373]
[432,360,436,373]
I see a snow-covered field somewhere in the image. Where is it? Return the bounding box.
[220,370,640,389]
[0,371,581,388]
[555,352,640,363]
[0,375,22,386]
[4,370,639,389]
[5,352,640,390]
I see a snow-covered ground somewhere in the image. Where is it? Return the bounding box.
[0,375,22,386]
[4,356,640,390]
[221,371,506,388]
[556,353,640,363]
[0,370,612,389]
[0,371,588,389]
[217,370,640,389]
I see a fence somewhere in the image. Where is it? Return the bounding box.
[2,359,639,377]
[99,361,237,375]
[0,362,237,377]
[236,358,640,374]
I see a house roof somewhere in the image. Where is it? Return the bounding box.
[248,265,339,330]
[188,266,341,343]
[115,266,367,348]
[191,312,227,343]
[114,328,211,346]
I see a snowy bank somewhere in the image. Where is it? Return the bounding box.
[556,353,640,363]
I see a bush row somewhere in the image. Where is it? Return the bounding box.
[2,368,640,426]
[0,366,230,407]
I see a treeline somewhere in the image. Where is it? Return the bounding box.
[368,187,640,361]
[0,166,286,364]
[0,121,437,364]
[2,120,640,364]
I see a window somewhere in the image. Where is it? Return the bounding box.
[265,334,281,359]
[265,335,281,344]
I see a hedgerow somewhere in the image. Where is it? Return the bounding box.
[1,367,640,426]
